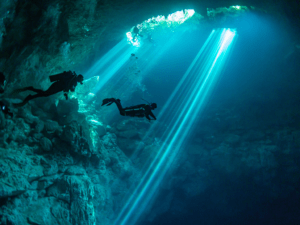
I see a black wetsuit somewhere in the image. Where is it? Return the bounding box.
[13,71,79,107]
[122,104,156,121]
[102,98,156,121]
[0,72,5,94]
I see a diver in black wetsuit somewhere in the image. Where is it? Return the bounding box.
[13,71,83,107]
[102,98,157,121]
[0,72,6,94]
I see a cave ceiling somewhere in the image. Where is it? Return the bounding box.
[0,0,299,82]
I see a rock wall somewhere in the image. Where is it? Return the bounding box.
[1,93,300,224]
[0,91,163,224]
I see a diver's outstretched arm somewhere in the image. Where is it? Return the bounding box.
[146,115,157,121]
[149,111,156,120]
[145,114,151,121]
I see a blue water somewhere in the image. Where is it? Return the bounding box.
[87,11,300,225]
[133,13,300,225]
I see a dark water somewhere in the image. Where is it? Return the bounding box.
[131,12,300,225]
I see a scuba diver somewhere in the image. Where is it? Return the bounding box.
[0,72,6,94]
[13,71,83,107]
[101,98,157,121]
[0,101,13,117]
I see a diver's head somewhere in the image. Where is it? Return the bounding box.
[77,75,84,84]
[151,103,157,110]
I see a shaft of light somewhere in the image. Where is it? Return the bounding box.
[86,32,184,96]
[85,39,135,94]
[114,30,214,218]
[114,29,237,225]
[86,39,128,78]
[96,31,187,111]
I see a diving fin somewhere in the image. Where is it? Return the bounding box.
[101,98,115,106]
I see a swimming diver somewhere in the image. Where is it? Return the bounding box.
[101,98,157,121]
[13,71,83,107]
[0,72,6,94]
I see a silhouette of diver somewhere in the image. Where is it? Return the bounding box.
[0,72,6,94]
[13,71,83,107]
[102,98,157,121]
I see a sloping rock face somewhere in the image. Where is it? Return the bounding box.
[0,92,161,224]
[2,94,300,225]
[0,98,133,225]
[0,80,166,224]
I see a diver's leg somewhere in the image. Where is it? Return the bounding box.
[12,86,40,95]
[102,98,117,106]
[114,99,126,116]
[102,98,122,107]
[13,93,40,107]
[102,98,126,115]
[13,82,64,107]
[25,86,44,94]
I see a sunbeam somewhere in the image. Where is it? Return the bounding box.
[85,30,185,100]
[91,31,186,111]
[114,28,237,225]
[89,42,134,94]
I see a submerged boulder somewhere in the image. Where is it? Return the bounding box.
[56,98,79,116]
[64,174,96,225]
[65,166,87,176]
[44,119,61,134]
[40,137,52,152]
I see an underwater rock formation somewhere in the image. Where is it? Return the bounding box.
[1,92,299,224]
[0,98,135,224]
